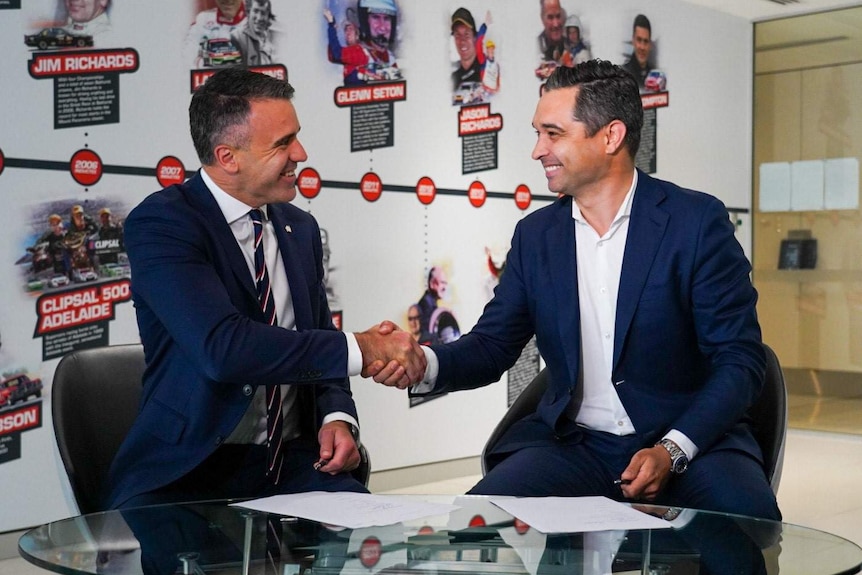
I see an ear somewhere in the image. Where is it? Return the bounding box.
[604,120,628,155]
[213,144,240,174]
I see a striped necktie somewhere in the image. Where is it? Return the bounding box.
[249,208,283,483]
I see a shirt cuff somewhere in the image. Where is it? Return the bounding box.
[664,430,699,460]
[321,412,359,431]
[410,346,439,394]
[345,332,362,376]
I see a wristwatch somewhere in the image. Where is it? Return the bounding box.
[656,438,689,474]
[348,423,361,449]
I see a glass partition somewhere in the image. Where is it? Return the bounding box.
[753,6,862,435]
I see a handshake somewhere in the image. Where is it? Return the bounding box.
[355,321,426,389]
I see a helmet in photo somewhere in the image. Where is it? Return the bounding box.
[565,14,581,31]
[358,0,398,45]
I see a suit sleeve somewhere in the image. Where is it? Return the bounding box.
[125,194,353,398]
[671,197,765,452]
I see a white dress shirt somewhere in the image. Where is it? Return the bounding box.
[568,173,636,435]
[201,169,358,445]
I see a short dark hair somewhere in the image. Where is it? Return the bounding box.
[189,67,294,165]
[633,14,651,35]
[544,59,643,157]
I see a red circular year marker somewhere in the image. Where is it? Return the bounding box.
[360,172,383,202]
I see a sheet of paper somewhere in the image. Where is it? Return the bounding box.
[759,162,791,212]
[791,160,824,211]
[231,492,459,529]
[824,157,860,210]
[489,496,671,534]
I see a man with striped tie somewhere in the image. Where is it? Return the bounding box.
[106,67,425,510]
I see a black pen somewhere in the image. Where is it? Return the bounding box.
[613,479,631,486]
[313,459,330,471]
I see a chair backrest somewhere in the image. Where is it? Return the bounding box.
[481,343,788,493]
[747,343,788,494]
[53,344,372,515]
[52,344,146,515]
[480,368,549,475]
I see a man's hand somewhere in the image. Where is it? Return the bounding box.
[355,321,427,389]
[617,445,673,501]
[315,421,360,475]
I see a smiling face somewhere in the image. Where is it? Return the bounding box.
[228,98,308,206]
[65,0,108,23]
[249,0,271,35]
[368,12,392,48]
[452,22,476,68]
[540,0,564,44]
[531,87,607,198]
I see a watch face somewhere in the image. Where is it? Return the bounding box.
[673,457,689,474]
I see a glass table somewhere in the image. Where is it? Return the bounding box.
[19,495,862,575]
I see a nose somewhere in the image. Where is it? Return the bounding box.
[291,139,308,163]
[531,137,546,161]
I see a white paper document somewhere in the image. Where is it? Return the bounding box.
[489,496,671,534]
[231,492,459,529]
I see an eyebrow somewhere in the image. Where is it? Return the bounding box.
[535,121,563,131]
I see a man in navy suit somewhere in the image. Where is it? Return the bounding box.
[106,67,425,509]
[380,60,779,520]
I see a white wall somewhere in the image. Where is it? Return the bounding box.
[0,0,752,530]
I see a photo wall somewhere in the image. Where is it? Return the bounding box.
[0,0,752,530]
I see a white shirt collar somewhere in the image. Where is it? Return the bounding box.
[200,168,268,224]
[571,169,638,227]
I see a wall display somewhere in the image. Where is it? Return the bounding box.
[449,6,503,174]
[22,199,132,361]
[535,0,592,79]
[621,13,668,174]
[23,0,139,130]
[186,0,288,91]
[1,0,754,532]
[325,0,406,152]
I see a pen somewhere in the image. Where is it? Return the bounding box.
[313,459,330,471]
[613,479,631,486]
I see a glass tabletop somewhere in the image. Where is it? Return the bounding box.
[19,495,862,575]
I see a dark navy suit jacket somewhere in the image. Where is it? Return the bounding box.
[416,170,766,460]
[106,172,356,509]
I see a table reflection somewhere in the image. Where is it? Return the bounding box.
[19,496,861,575]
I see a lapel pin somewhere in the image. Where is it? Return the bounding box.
[284,225,292,233]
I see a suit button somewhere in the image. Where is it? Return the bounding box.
[215,435,224,445]
[242,384,253,396]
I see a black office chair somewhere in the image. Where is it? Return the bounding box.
[53,344,146,515]
[52,344,371,515]
[748,343,788,493]
[481,343,788,493]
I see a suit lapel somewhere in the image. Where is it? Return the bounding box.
[613,172,669,369]
[546,199,581,385]
[186,173,258,304]
[269,206,313,330]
